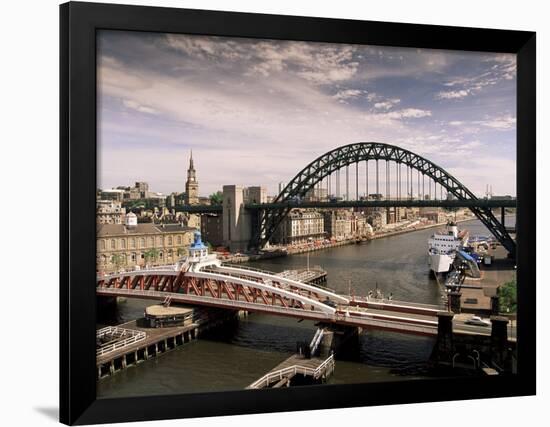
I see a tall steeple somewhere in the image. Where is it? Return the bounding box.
[185,149,199,205]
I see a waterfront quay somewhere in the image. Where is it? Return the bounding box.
[219,216,476,263]
[447,244,516,316]
[97,306,244,379]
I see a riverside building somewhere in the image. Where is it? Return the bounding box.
[97,212,195,272]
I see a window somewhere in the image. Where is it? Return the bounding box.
[140,238,145,248]
[110,239,116,250]
[100,240,106,250]
[177,235,182,245]
[131,253,136,262]
[130,238,135,248]
[120,239,126,249]
[148,237,154,247]
[168,236,173,245]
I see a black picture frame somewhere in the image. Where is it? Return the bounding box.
[60,1,536,425]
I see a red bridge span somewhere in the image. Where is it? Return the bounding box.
[97,232,488,337]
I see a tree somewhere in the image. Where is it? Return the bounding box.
[209,191,223,205]
[110,253,125,271]
[143,248,160,265]
[498,274,517,313]
[177,247,187,257]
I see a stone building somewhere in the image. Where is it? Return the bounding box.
[323,210,372,239]
[276,209,325,244]
[323,210,353,240]
[351,212,372,237]
[96,200,126,225]
[423,210,446,223]
[201,214,224,247]
[419,207,445,223]
[129,181,150,200]
[366,210,387,231]
[97,212,195,272]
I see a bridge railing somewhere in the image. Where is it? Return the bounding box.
[96,287,334,320]
[351,296,445,310]
[221,263,282,277]
[246,354,335,389]
[218,264,335,293]
[98,264,180,280]
[214,265,349,304]
[337,313,437,335]
[96,326,147,357]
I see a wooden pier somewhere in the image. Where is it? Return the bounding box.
[97,319,200,379]
[276,268,328,287]
[97,307,244,379]
[246,354,335,389]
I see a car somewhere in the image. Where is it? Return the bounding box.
[322,299,337,308]
[465,315,491,327]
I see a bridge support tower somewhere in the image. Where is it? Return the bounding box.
[449,291,462,314]
[318,324,361,357]
[431,311,455,366]
[222,185,267,252]
[490,316,512,371]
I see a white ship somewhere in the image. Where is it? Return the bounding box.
[427,222,469,275]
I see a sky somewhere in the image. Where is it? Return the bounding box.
[97,30,517,198]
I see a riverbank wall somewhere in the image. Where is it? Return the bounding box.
[237,216,476,261]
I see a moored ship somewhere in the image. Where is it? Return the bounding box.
[427,221,469,277]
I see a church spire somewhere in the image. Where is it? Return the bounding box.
[185,149,199,205]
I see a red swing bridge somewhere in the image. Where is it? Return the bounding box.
[97,232,501,338]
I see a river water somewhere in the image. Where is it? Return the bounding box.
[97,217,513,398]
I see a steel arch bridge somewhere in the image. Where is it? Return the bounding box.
[256,142,516,255]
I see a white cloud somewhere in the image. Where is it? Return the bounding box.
[436,54,516,101]
[122,99,159,115]
[477,115,516,130]
[436,89,470,100]
[383,108,432,120]
[166,34,360,84]
[332,89,364,102]
[374,98,401,110]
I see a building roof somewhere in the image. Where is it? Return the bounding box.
[158,223,198,233]
[145,305,193,318]
[97,223,196,237]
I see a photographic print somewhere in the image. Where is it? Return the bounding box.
[95,29,518,399]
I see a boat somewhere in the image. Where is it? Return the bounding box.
[427,221,469,277]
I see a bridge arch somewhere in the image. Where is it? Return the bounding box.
[258,142,515,255]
